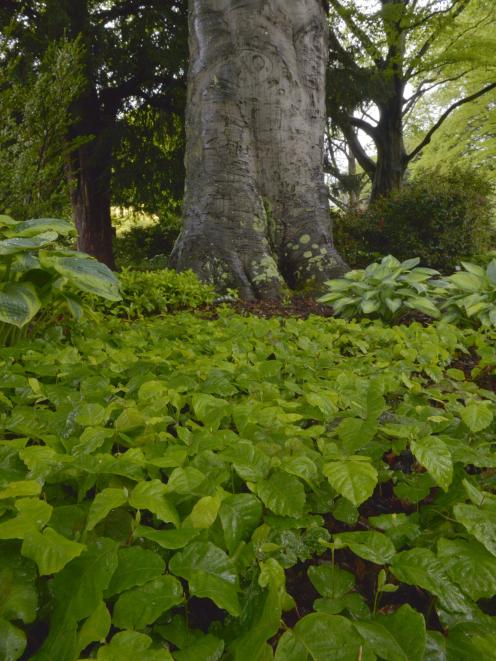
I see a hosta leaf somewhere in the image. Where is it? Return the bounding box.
[460,402,494,432]
[0,232,57,255]
[0,619,26,661]
[391,548,471,613]
[112,575,183,629]
[10,218,74,238]
[76,601,111,654]
[437,537,496,600]
[0,283,41,328]
[105,546,165,596]
[453,502,496,557]
[129,480,179,527]
[256,471,306,517]
[334,530,396,565]
[377,604,426,661]
[85,488,128,531]
[410,436,453,491]
[324,459,378,506]
[448,272,483,291]
[405,297,441,318]
[39,251,121,301]
[219,494,263,553]
[292,613,363,660]
[169,542,240,616]
[21,528,85,575]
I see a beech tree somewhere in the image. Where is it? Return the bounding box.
[327,0,496,201]
[170,0,347,299]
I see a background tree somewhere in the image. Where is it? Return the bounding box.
[171,0,347,299]
[0,0,188,267]
[327,0,496,200]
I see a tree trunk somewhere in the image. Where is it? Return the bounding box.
[68,91,115,269]
[170,0,347,299]
[370,102,407,202]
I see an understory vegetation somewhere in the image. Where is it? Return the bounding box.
[1,300,495,659]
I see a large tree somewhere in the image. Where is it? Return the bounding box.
[170,0,347,299]
[327,0,496,201]
[1,0,188,267]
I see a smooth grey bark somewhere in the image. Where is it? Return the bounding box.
[170,0,347,299]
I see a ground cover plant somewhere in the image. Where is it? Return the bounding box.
[0,308,495,660]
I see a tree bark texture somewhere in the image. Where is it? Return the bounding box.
[170,0,347,298]
[68,93,116,269]
[371,98,407,202]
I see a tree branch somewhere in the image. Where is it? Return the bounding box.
[349,116,378,139]
[340,122,377,179]
[407,81,496,161]
[329,0,384,65]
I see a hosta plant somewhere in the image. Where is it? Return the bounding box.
[0,214,120,345]
[318,255,440,321]
[436,259,496,327]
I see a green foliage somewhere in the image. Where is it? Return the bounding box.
[436,259,496,327]
[318,255,441,321]
[95,268,214,318]
[0,215,120,345]
[112,210,181,271]
[0,307,496,658]
[0,39,85,220]
[334,168,495,271]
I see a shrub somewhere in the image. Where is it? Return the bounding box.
[334,168,495,272]
[112,210,181,270]
[0,214,121,345]
[96,268,215,318]
[318,255,440,322]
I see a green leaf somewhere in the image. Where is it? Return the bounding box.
[189,494,222,529]
[231,559,287,661]
[453,502,496,557]
[169,542,240,616]
[437,537,496,600]
[446,622,496,660]
[11,218,74,238]
[191,393,229,430]
[134,526,200,550]
[448,271,483,291]
[353,621,408,661]
[220,442,271,482]
[129,480,179,527]
[0,480,41,499]
[337,418,377,453]
[292,613,363,660]
[174,635,224,661]
[460,402,494,432]
[324,459,378,506]
[406,297,440,318]
[106,547,165,596]
[334,530,396,564]
[21,528,85,575]
[391,548,471,613]
[0,619,26,661]
[410,436,453,491]
[39,251,121,301]
[0,543,38,623]
[85,488,128,531]
[256,471,306,518]
[307,564,355,599]
[0,284,41,328]
[275,632,307,661]
[0,498,52,539]
[0,232,58,256]
[76,602,111,654]
[96,631,173,661]
[219,494,263,553]
[112,575,183,629]
[74,403,108,428]
[377,604,426,661]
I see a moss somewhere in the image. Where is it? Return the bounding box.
[299,234,311,245]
